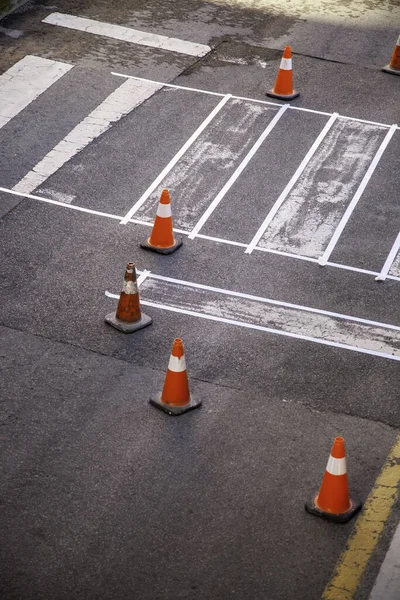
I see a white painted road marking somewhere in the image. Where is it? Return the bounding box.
[255,118,389,259]
[43,13,211,57]
[105,272,400,362]
[132,98,281,231]
[245,113,339,254]
[2,184,400,284]
[0,55,73,129]
[13,78,163,195]
[120,94,232,224]
[112,73,400,130]
[319,124,398,265]
[376,231,400,282]
[188,104,290,239]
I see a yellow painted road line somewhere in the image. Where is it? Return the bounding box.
[322,435,400,600]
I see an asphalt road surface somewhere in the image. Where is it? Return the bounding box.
[1,1,399,599]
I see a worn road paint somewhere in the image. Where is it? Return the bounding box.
[133,98,279,231]
[322,435,400,600]
[13,78,163,195]
[106,272,400,361]
[320,124,398,265]
[245,113,338,254]
[37,188,76,204]
[257,119,387,258]
[0,55,72,129]
[120,94,232,224]
[43,13,211,57]
[188,104,289,239]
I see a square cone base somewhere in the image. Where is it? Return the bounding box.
[149,392,202,416]
[105,311,152,333]
[305,496,362,523]
[140,237,183,255]
[266,90,300,101]
[382,65,400,76]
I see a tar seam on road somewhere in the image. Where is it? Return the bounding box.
[322,435,400,600]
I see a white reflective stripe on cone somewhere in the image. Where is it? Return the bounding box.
[396,35,400,46]
[326,455,347,476]
[122,280,138,294]
[168,354,187,372]
[280,58,292,70]
[156,203,172,218]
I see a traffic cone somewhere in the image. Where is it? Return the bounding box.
[140,189,183,255]
[149,338,201,416]
[305,437,362,523]
[382,35,400,75]
[105,262,152,333]
[266,46,299,101]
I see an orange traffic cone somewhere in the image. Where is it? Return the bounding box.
[382,35,400,75]
[266,46,299,101]
[149,338,201,415]
[305,437,362,523]
[140,189,183,255]
[105,262,152,333]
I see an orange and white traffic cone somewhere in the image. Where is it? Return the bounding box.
[105,262,152,333]
[140,189,183,255]
[305,437,361,523]
[149,338,201,415]
[266,46,299,101]
[382,35,400,75]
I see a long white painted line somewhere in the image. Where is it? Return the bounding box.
[319,124,398,266]
[13,78,162,195]
[2,184,400,284]
[140,272,400,330]
[375,232,400,282]
[0,186,123,219]
[0,55,73,129]
[245,113,339,254]
[120,94,232,224]
[44,13,210,57]
[105,274,400,361]
[112,72,400,129]
[188,104,289,239]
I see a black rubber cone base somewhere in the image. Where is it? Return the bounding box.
[105,312,152,333]
[305,495,362,523]
[149,392,202,416]
[266,89,300,101]
[140,237,183,255]
[382,65,400,76]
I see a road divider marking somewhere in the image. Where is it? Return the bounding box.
[2,185,400,284]
[43,13,211,57]
[245,113,339,254]
[12,78,163,195]
[120,94,232,224]
[319,124,398,266]
[322,435,400,599]
[105,271,400,362]
[188,104,289,239]
[0,55,73,130]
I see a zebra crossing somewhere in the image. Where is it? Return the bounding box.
[1,56,399,286]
